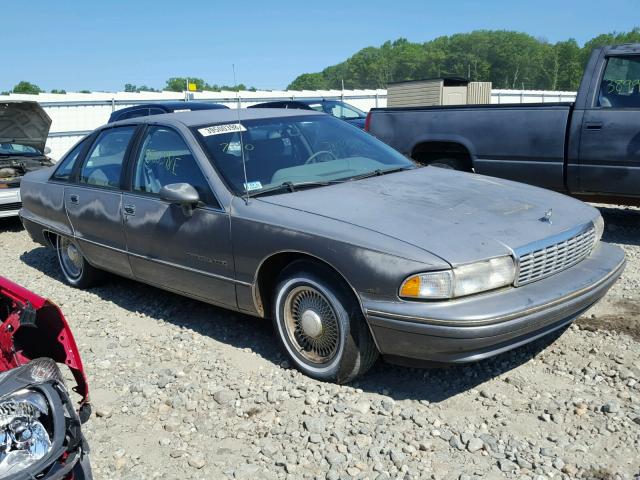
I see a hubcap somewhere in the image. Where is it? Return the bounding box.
[283,286,339,364]
[300,309,323,338]
[59,238,83,279]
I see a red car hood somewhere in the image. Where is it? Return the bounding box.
[0,276,89,408]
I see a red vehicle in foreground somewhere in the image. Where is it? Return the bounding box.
[0,276,91,479]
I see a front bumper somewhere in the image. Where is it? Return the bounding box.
[364,242,625,363]
[0,187,21,218]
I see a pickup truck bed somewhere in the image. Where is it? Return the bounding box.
[367,43,640,204]
[369,102,573,192]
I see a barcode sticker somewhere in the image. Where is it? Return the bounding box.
[243,181,263,191]
[198,123,247,136]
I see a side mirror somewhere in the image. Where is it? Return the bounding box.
[43,147,52,155]
[159,183,200,216]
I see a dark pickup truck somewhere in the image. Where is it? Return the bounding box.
[366,44,640,204]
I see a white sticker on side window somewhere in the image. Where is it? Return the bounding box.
[243,181,263,191]
[198,123,247,136]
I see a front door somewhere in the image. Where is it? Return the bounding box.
[578,55,640,195]
[64,126,137,276]
[121,125,236,307]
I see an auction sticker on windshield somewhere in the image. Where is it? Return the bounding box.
[243,181,263,191]
[198,124,247,136]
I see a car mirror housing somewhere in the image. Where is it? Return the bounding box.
[159,183,200,216]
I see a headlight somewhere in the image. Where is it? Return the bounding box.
[400,256,516,300]
[593,215,604,247]
[0,390,52,476]
[0,359,64,477]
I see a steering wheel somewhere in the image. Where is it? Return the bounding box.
[305,150,337,164]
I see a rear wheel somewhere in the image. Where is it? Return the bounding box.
[273,262,378,383]
[56,235,103,288]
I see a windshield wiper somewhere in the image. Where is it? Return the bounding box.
[344,166,413,182]
[248,180,336,198]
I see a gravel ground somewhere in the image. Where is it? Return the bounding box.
[1,205,639,480]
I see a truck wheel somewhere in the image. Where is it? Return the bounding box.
[56,235,103,288]
[428,158,469,171]
[273,262,378,383]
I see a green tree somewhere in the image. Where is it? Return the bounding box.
[12,81,43,94]
[125,83,158,92]
[50,89,67,94]
[286,28,640,91]
[288,73,328,90]
[165,77,205,92]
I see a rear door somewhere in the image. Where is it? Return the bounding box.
[121,125,236,307]
[64,125,138,276]
[578,55,640,195]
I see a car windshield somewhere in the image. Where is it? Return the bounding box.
[193,115,414,196]
[0,143,40,156]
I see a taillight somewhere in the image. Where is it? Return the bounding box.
[364,111,372,131]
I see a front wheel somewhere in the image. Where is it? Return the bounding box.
[56,235,103,288]
[273,263,378,383]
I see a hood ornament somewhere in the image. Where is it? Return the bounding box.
[539,209,553,224]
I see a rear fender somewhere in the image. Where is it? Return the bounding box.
[410,135,477,162]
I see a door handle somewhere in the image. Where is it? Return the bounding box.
[69,194,79,204]
[585,122,603,130]
[123,204,136,216]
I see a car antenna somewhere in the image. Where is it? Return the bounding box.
[233,63,250,205]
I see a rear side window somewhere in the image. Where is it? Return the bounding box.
[122,108,149,120]
[132,126,216,206]
[79,126,136,188]
[598,56,640,108]
[51,137,90,182]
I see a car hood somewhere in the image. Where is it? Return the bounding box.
[0,101,51,152]
[258,167,599,265]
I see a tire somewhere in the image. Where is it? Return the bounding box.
[272,262,378,383]
[55,235,103,288]
[428,157,469,171]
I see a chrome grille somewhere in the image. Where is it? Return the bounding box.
[516,226,596,286]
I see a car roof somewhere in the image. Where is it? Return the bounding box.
[109,107,326,128]
[114,101,227,114]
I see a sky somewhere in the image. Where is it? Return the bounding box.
[2,0,639,92]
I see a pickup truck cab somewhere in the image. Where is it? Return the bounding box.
[366,43,640,204]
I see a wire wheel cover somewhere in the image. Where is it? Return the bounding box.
[283,286,340,364]
[59,237,83,279]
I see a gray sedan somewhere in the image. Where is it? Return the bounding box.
[19,109,625,383]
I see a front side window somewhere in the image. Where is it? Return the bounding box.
[51,136,91,182]
[79,126,136,188]
[193,115,414,196]
[598,56,640,108]
[133,126,215,205]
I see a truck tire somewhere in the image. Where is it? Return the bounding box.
[272,261,378,383]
